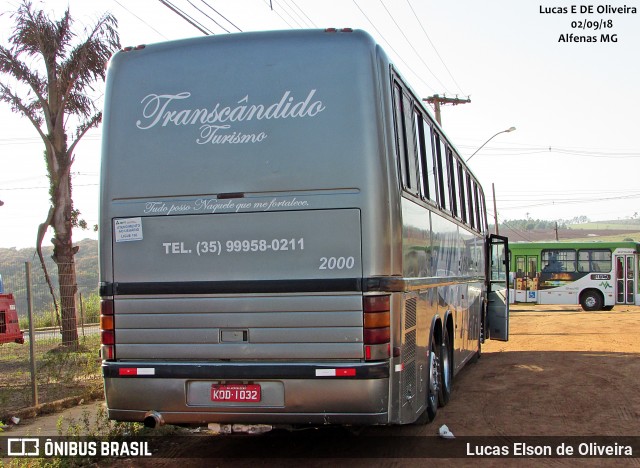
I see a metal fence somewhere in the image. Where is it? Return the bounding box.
[0,260,102,419]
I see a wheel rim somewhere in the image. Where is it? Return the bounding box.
[429,345,440,404]
[584,295,597,308]
[441,340,451,391]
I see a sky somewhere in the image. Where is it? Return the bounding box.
[1,0,639,248]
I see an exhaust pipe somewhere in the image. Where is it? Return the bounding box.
[143,411,165,429]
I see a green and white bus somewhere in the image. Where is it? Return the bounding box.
[509,241,640,311]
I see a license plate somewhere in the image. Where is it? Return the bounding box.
[211,384,261,402]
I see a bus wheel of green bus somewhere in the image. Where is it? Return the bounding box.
[580,290,603,311]
[414,338,440,425]
[438,326,453,407]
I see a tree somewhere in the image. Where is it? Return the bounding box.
[0,1,119,347]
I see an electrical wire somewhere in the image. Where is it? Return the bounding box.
[379,0,450,94]
[187,0,230,33]
[113,0,169,39]
[351,0,437,93]
[271,0,306,28]
[198,0,242,32]
[280,0,316,28]
[157,0,214,35]
[287,0,318,28]
[405,0,466,96]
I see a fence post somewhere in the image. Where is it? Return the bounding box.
[80,292,85,338]
[25,261,38,407]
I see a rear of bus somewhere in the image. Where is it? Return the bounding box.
[99,30,399,426]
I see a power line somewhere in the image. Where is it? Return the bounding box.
[271,0,306,28]
[351,0,437,93]
[280,0,316,28]
[379,0,450,94]
[157,0,214,35]
[263,0,295,28]
[113,0,169,39]
[287,0,318,28]
[0,183,99,191]
[187,0,230,33]
[198,0,242,32]
[405,0,466,96]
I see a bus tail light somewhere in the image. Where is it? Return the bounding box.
[364,295,391,361]
[100,298,115,360]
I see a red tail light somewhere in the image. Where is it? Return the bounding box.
[100,299,115,360]
[364,327,390,344]
[101,330,115,345]
[364,295,390,313]
[363,295,391,360]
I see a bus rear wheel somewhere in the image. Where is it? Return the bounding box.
[580,290,603,311]
[414,336,440,425]
[438,325,453,407]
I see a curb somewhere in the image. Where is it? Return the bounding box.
[1,388,104,423]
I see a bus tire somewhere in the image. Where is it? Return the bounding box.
[580,289,603,311]
[438,325,453,407]
[602,305,614,311]
[414,336,440,425]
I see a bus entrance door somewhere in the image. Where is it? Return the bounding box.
[514,255,538,303]
[615,255,636,305]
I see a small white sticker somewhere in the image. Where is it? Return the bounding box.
[114,217,143,243]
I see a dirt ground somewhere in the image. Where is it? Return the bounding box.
[435,303,640,437]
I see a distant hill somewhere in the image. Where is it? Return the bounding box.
[0,238,98,317]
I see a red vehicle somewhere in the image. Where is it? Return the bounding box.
[0,293,24,344]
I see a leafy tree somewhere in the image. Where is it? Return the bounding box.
[0,1,119,347]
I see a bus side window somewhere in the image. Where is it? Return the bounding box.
[422,118,438,204]
[542,249,576,273]
[578,249,611,272]
[392,83,411,191]
[472,181,482,231]
[458,163,468,224]
[478,188,487,232]
[402,94,419,196]
[448,149,458,218]
[414,110,427,200]
[466,173,475,230]
[435,134,449,211]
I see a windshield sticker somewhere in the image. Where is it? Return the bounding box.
[135,90,326,145]
[114,217,143,242]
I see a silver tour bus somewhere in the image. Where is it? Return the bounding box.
[99,29,509,428]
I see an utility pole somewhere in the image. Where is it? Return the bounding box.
[492,183,499,235]
[423,95,471,126]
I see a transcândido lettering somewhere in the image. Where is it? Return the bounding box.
[135,90,326,130]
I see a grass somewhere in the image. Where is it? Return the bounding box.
[0,335,102,417]
[4,405,184,467]
[561,232,640,242]
[570,222,640,230]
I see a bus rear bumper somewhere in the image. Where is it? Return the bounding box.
[103,362,391,426]
[107,408,390,426]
